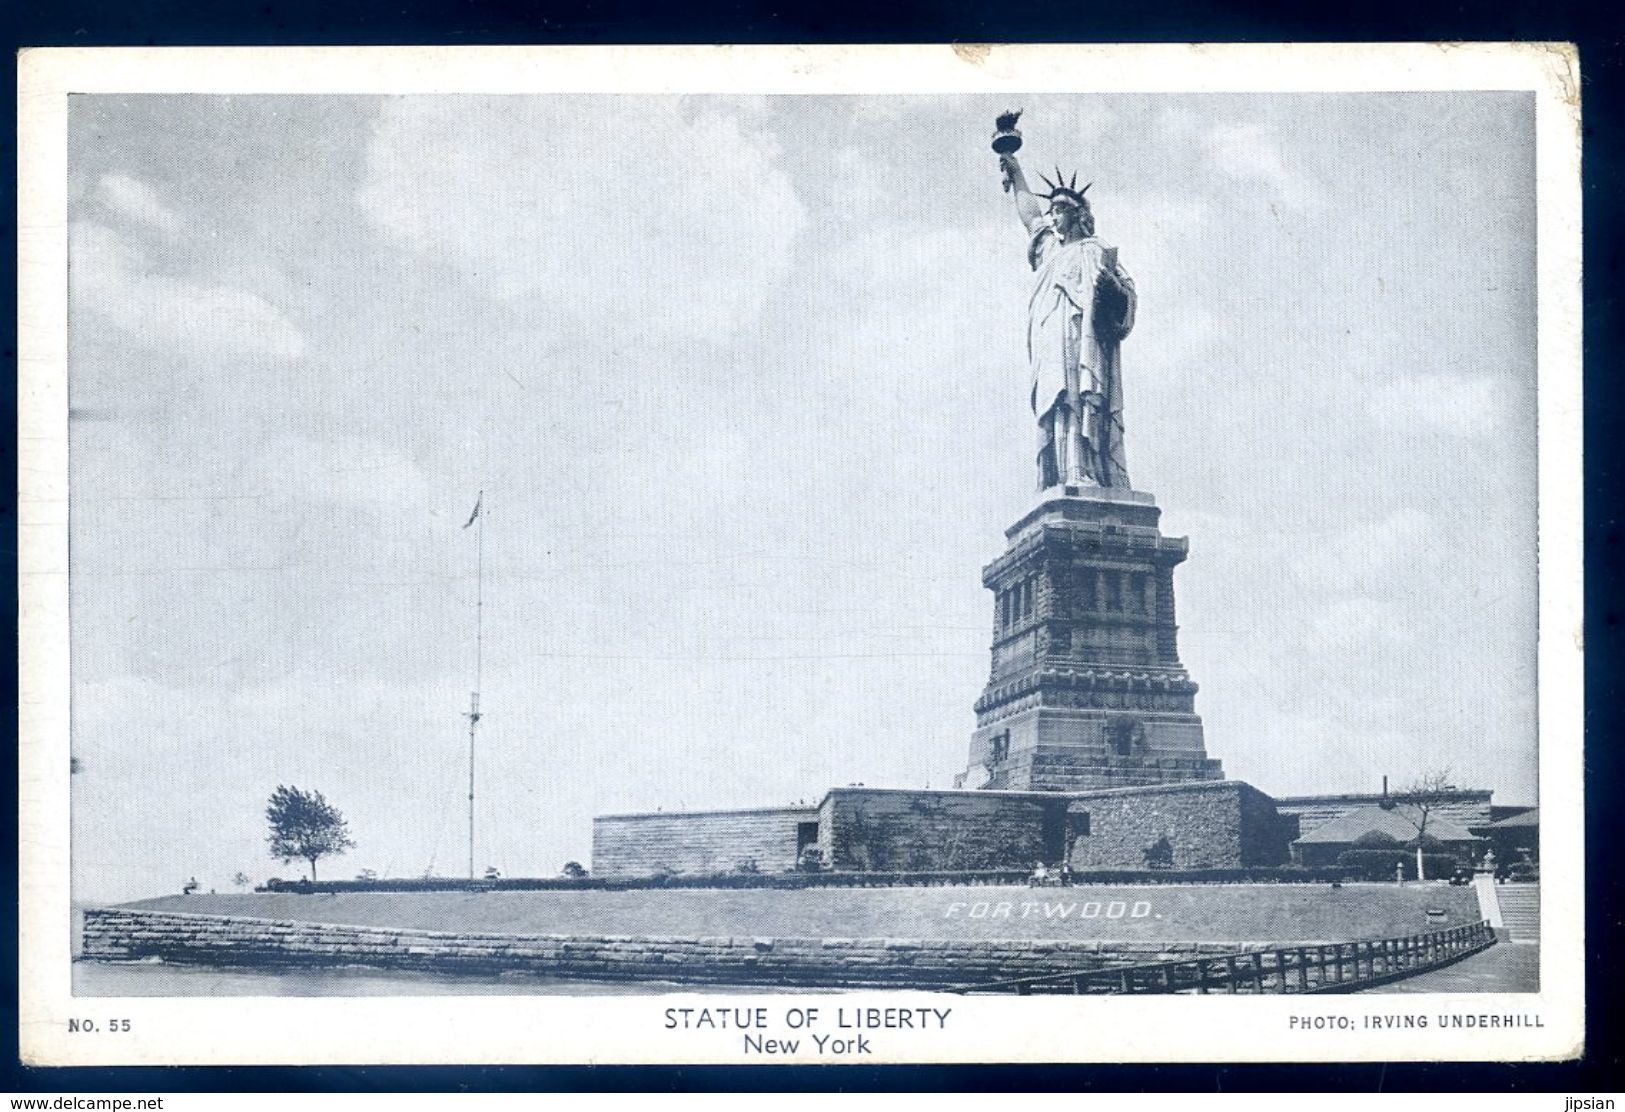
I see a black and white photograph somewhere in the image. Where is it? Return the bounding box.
[17,43,1583,1066]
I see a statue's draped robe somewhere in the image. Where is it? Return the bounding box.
[1027,226,1137,488]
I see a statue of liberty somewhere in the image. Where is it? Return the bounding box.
[994,112,1137,491]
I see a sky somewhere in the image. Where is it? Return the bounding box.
[66,92,1538,901]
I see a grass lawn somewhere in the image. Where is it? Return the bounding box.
[123,882,1481,945]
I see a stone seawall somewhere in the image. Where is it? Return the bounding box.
[80,907,1236,989]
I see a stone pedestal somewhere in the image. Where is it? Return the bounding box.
[961,486,1223,792]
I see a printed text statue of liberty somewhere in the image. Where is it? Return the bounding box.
[994,112,1137,490]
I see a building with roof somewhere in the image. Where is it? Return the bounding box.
[1289,803,1484,868]
[1480,806,1540,864]
[1273,788,1494,840]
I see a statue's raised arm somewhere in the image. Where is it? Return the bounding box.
[993,111,1047,235]
[999,153,1048,235]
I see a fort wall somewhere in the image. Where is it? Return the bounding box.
[589,783,1294,877]
[817,789,1065,872]
[1065,781,1288,870]
[592,806,818,878]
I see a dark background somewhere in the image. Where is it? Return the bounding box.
[4,0,1620,1094]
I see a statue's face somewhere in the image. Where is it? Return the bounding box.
[1048,199,1087,240]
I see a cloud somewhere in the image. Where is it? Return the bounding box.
[1374,373,1505,438]
[70,221,306,362]
[1333,507,1435,579]
[96,173,181,233]
[356,98,805,340]
[1302,596,1409,653]
[257,431,442,517]
[1202,122,1321,209]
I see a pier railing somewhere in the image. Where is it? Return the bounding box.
[963,921,1496,995]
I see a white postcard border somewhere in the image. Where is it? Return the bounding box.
[17,42,1584,1066]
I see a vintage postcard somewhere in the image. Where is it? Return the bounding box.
[17,43,1583,1065]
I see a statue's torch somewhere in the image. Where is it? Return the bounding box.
[992,109,1023,192]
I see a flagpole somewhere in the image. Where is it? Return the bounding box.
[464,491,484,882]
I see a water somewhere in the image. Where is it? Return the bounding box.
[73,960,747,997]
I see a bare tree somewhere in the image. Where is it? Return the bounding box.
[1393,769,1455,881]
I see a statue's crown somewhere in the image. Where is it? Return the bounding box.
[1038,167,1092,209]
